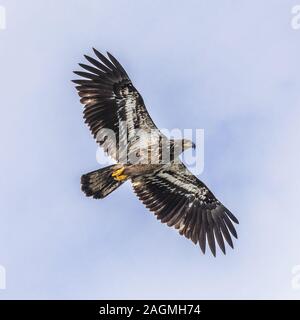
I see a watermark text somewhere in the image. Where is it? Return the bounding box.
[0,6,6,30]
[291,5,300,30]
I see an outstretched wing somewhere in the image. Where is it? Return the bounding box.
[132,163,238,256]
[73,49,159,162]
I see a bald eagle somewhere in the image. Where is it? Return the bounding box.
[73,49,238,256]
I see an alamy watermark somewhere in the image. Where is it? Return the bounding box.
[291,265,300,290]
[0,264,6,290]
[95,124,205,175]
[0,5,6,30]
[291,5,300,29]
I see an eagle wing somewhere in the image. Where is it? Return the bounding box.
[73,49,161,162]
[132,163,239,256]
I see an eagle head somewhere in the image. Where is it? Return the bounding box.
[182,139,196,150]
[171,139,196,156]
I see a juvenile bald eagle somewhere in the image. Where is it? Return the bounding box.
[73,49,238,256]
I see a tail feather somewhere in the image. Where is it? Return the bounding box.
[81,165,125,199]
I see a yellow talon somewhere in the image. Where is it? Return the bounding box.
[112,167,127,181]
[114,174,127,181]
[112,167,125,177]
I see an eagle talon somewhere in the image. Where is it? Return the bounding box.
[114,174,127,181]
[112,167,127,181]
[112,167,124,177]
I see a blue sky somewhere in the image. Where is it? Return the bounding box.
[0,0,300,299]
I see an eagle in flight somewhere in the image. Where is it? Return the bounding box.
[73,49,238,256]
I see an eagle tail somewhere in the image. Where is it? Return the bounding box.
[81,165,126,199]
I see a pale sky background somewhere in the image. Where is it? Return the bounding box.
[0,0,300,299]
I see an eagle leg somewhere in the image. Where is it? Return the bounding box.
[111,166,128,181]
